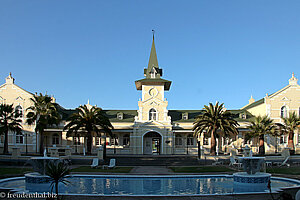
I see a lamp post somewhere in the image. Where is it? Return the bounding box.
[25,132,28,155]
[186,136,189,155]
[197,140,201,159]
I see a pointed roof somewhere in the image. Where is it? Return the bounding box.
[144,35,163,79]
[147,35,159,69]
[135,34,171,90]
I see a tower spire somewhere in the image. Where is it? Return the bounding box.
[135,33,171,90]
[148,30,159,69]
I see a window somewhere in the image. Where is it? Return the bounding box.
[123,134,130,146]
[150,67,157,78]
[16,132,23,144]
[73,137,80,145]
[175,134,183,146]
[281,106,287,118]
[279,135,287,144]
[149,108,157,121]
[0,96,4,104]
[15,105,23,119]
[52,133,59,145]
[117,113,123,120]
[0,135,3,144]
[182,113,188,120]
[240,113,246,119]
[203,137,209,145]
[299,107,300,116]
[95,136,101,146]
[187,134,194,146]
[110,136,118,145]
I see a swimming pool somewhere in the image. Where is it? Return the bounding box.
[1,175,300,196]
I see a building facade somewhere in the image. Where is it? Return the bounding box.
[1,37,299,156]
[242,73,300,153]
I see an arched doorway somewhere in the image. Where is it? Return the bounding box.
[143,132,162,155]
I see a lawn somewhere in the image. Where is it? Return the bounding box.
[71,166,133,173]
[267,166,300,175]
[169,166,235,173]
[0,167,33,176]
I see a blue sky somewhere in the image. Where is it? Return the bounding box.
[1,1,300,110]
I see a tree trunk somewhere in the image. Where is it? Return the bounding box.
[259,135,265,156]
[55,181,59,200]
[103,137,107,160]
[197,140,201,159]
[210,131,216,156]
[87,134,92,155]
[3,129,8,154]
[39,131,44,155]
[288,131,295,151]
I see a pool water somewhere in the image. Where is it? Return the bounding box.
[1,175,299,196]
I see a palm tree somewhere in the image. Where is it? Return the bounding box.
[64,105,113,156]
[277,112,300,153]
[46,160,70,199]
[247,115,277,155]
[193,102,239,156]
[0,104,23,154]
[26,93,61,154]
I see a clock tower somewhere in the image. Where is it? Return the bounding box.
[135,35,172,123]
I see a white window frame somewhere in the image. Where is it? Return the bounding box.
[281,106,287,118]
[52,133,59,145]
[175,134,183,146]
[16,132,24,144]
[15,105,23,122]
[182,113,188,120]
[73,136,81,145]
[149,108,157,121]
[187,134,194,146]
[95,136,101,146]
[117,113,123,120]
[110,136,118,146]
[123,134,130,146]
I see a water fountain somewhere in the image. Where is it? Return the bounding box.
[233,156,271,192]
[25,149,59,192]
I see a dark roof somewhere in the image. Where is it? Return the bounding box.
[169,109,255,123]
[54,103,76,120]
[135,78,172,90]
[168,110,203,122]
[55,105,137,122]
[56,104,254,123]
[242,98,264,110]
[102,110,137,122]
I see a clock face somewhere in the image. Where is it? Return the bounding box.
[149,88,158,97]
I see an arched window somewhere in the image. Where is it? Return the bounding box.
[281,106,287,118]
[187,134,194,146]
[149,108,157,121]
[123,134,130,146]
[52,133,59,145]
[117,113,123,120]
[175,134,183,146]
[16,132,23,144]
[15,105,23,118]
[150,67,157,78]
